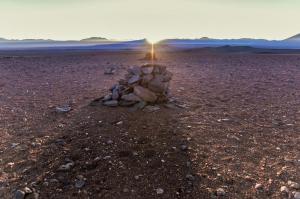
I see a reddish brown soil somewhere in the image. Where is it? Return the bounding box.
[0,50,300,198]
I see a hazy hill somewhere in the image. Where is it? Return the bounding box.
[285,33,300,41]
[80,37,108,42]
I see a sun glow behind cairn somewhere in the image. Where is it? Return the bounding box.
[146,38,160,62]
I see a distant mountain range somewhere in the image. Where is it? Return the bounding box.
[1,34,300,50]
[1,34,300,43]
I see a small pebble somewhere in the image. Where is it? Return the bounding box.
[123,188,129,193]
[106,140,114,145]
[103,156,111,160]
[180,145,188,151]
[255,183,263,190]
[216,188,225,196]
[75,180,85,189]
[116,121,123,125]
[156,188,164,194]
[186,174,195,181]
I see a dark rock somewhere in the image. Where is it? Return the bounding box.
[55,105,71,113]
[14,190,25,199]
[75,180,85,189]
[112,88,119,100]
[119,100,138,107]
[128,66,142,76]
[103,100,118,107]
[104,67,115,75]
[128,75,141,84]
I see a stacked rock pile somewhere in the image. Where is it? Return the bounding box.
[102,64,172,107]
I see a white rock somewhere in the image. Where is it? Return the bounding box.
[156,188,164,194]
[280,186,289,193]
[216,188,225,196]
[288,180,300,189]
[255,183,263,190]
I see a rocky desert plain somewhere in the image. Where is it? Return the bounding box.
[0,47,300,199]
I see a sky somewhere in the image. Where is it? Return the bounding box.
[0,0,300,42]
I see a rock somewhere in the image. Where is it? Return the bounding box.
[119,100,137,107]
[58,162,74,171]
[123,188,129,193]
[49,179,59,183]
[280,186,289,193]
[288,180,300,189]
[102,94,112,101]
[255,183,263,190]
[112,88,119,100]
[14,190,25,199]
[24,187,32,194]
[153,65,166,74]
[75,180,85,189]
[141,74,154,85]
[106,140,113,145]
[104,67,115,75]
[103,100,118,107]
[116,121,123,125]
[186,174,195,181]
[180,144,188,151]
[103,156,111,160]
[141,65,154,74]
[148,77,169,93]
[130,101,147,111]
[163,71,173,82]
[134,86,157,103]
[216,188,225,196]
[128,75,141,84]
[144,105,160,112]
[55,105,71,113]
[128,66,142,76]
[121,93,141,102]
[294,192,300,199]
[156,188,164,194]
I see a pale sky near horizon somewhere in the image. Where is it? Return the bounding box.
[0,0,300,42]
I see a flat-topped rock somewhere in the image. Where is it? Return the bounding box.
[134,86,157,103]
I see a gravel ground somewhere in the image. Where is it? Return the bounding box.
[0,49,299,198]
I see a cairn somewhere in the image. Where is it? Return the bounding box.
[102,64,172,108]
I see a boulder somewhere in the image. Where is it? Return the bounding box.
[128,75,141,85]
[119,100,137,107]
[128,66,142,76]
[134,86,157,103]
[141,65,154,74]
[112,88,119,100]
[148,77,169,93]
[121,93,141,102]
[141,74,153,86]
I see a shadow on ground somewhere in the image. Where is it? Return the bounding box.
[19,103,201,199]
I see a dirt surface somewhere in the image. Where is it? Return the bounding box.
[0,49,300,198]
